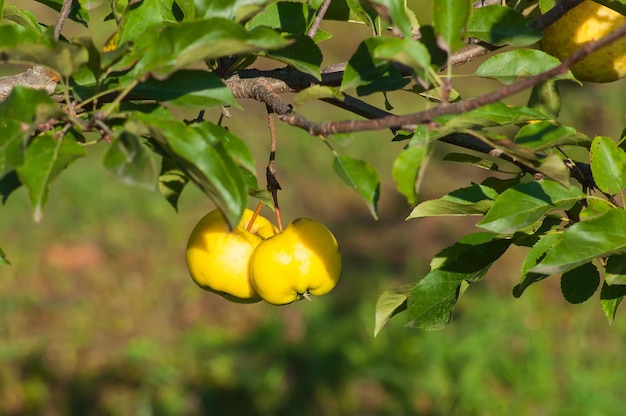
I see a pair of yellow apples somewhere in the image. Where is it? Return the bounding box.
[186,209,342,305]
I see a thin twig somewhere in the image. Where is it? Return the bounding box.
[54,0,73,40]
[266,107,283,231]
[307,0,332,39]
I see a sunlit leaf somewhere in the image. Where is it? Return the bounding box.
[515,122,590,151]
[590,136,626,195]
[477,180,585,234]
[408,183,495,218]
[293,85,344,108]
[475,49,576,84]
[531,209,626,275]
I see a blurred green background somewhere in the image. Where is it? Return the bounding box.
[2,1,626,415]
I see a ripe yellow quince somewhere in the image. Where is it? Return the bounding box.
[540,0,626,82]
[186,209,277,303]
[250,218,342,305]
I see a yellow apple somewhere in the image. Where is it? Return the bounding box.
[250,218,342,305]
[540,0,626,82]
[186,208,277,303]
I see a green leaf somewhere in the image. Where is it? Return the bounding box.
[115,0,176,54]
[2,5,45,32]
[333,155,380,219]
[392,146,427,205]
[437,102,548,132]
[527,80,561,119]
[477,180,585,234]
[374,283,412,337]
[373,37,431,76]
[590,136,626,195]
[560,262,600,304]
[137,18,292,78]
[475,49,575,85]
[0,171,21,204]
[407,233,511,330]
[264,35,322,80]
[17,133,86,222]
[158,154,189,212]
[247,1,310,34]
[531,209,626,275]
[341,37,393,91]
[513,233,561,297]
[133,70,236,109]
[293,85,344,108]
[408,183,495,218]
[433,0,470,54]
[515,122,590,151]
[579,198,613,220]
[132,116,247,228]
[605,254,626,285]
[600,282,626,324]
[103,131,157,189]
[0,25,88,77]
[367,0,415,38]
[0,120,28,179]
[194,0,268,21]
[467,5,542,46]
[0,246,10,266]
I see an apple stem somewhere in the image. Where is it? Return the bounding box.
[246,201,264,232]
[266,107,283,232]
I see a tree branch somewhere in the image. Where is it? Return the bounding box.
[54,0,74,40]
[278,24,626,135]
[307,0,332,39]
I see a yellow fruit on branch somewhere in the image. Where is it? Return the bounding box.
[540,0,626,82]
[250,218,342,305]
[186,209,277,303]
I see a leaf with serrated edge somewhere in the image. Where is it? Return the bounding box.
[590,136,626,195]
[560,262,600,304]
